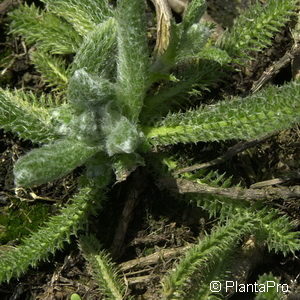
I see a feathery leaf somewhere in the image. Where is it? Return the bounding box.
[30,50,69,92]
[79,235,126,300]
[0,182,105,283]
[255,273,284,300]
[144,81,300,146]
[141,59,224,124]
[219,0,299,61]
[0,88,59,143]
[188,194,300,256]
[182,0,206,31]
[255,208,300,256]
[9,4,81,54]
[41,0,113,35]
[162,214,255,299]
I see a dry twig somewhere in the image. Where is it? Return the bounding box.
[173,134,274,175]
[159,177,300,201]
[110,171,146,259]
[251,13,300,94]
[120,245,191,272]
[251,46,300,93]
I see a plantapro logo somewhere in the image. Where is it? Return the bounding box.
[209,280,290,294]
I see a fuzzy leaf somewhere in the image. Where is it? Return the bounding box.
[69,111,103,146]
[116,0,149,121]
[101,106,143,156]
[70,18,117,77]
[68,69,115,112]
[14,139,100,187]
[67,69,116,145]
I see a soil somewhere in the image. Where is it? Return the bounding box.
[0,0,300,299]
